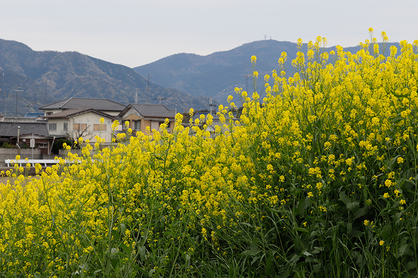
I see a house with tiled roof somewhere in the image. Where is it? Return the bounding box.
[0,122,52,154]
[39,97,127,143]
[39,97,126,117]
[45,108,116,143]
[118,104,176,134]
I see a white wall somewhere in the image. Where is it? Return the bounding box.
[48,113,114,142]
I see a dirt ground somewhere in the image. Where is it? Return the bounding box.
[0,176,10,183]
[0,167,40,185]
[0,176,39,185]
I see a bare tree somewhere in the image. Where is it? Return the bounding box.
[65,125,93,149]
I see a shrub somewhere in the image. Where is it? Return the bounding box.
[51,138,73,154]
[1,31,418,277]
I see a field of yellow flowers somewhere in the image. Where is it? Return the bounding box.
[1,30,418,277]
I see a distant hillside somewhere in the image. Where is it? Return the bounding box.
[134,40,400,105]
[0,39,208,116]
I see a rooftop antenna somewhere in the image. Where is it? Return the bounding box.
[146,75,153,103]
[26,100,42,113]
[156,96,166,104]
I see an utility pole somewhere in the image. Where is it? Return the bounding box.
[208,97,216,115]
[4,90,7,117]
[241,74,251,93]
[45,82,47,106]
[146,75,153,103]
[135,88,138,104]
[0,72,4,116]
[14,90,23,117]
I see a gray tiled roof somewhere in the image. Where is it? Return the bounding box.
[128,104,175,119]
[45,108,116,119]
[0,122,49,137]
[40,98,126,112]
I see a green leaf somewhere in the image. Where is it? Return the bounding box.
[398,243,409,257]
[295,227,309,234]
[287,254,300,267]
[302,250,312,257]
[313,264,322,273]
[339,192,350,205]
[354,206,369,220]
[381,223,392,239]
[346,201,359,213]
[265,255,276,277]
[279,269,291,278]
[120,223,126,235]
[241,244,260,257]
[347,222,352,234]
[296,197,312,216]
[312,247,324,254]
[406,261,417,270]
[138,246,146,262]
[350,228,363,238]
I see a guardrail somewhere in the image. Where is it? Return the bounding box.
[5,158,91,167]
[5,159,62,167]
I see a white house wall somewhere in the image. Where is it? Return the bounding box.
[72,113,113,142]
[48,113,114,142]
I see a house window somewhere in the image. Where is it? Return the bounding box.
[74,123,87,131]
[123,120,130,130]
[150,121,167,131]
[63,123,68,131]
[134,120,141,131]
[49,123,57,131]
[93,124,107,131]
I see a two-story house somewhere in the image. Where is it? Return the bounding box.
[45,108,116,142]
[118,104,176,134]
[40,98,126,142]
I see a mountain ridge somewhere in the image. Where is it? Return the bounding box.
[0,38,208,116]
[134,39,400,104]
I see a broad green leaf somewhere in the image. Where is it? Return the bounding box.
[339,192,350,205]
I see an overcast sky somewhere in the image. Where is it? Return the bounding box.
[1,0,418,68]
